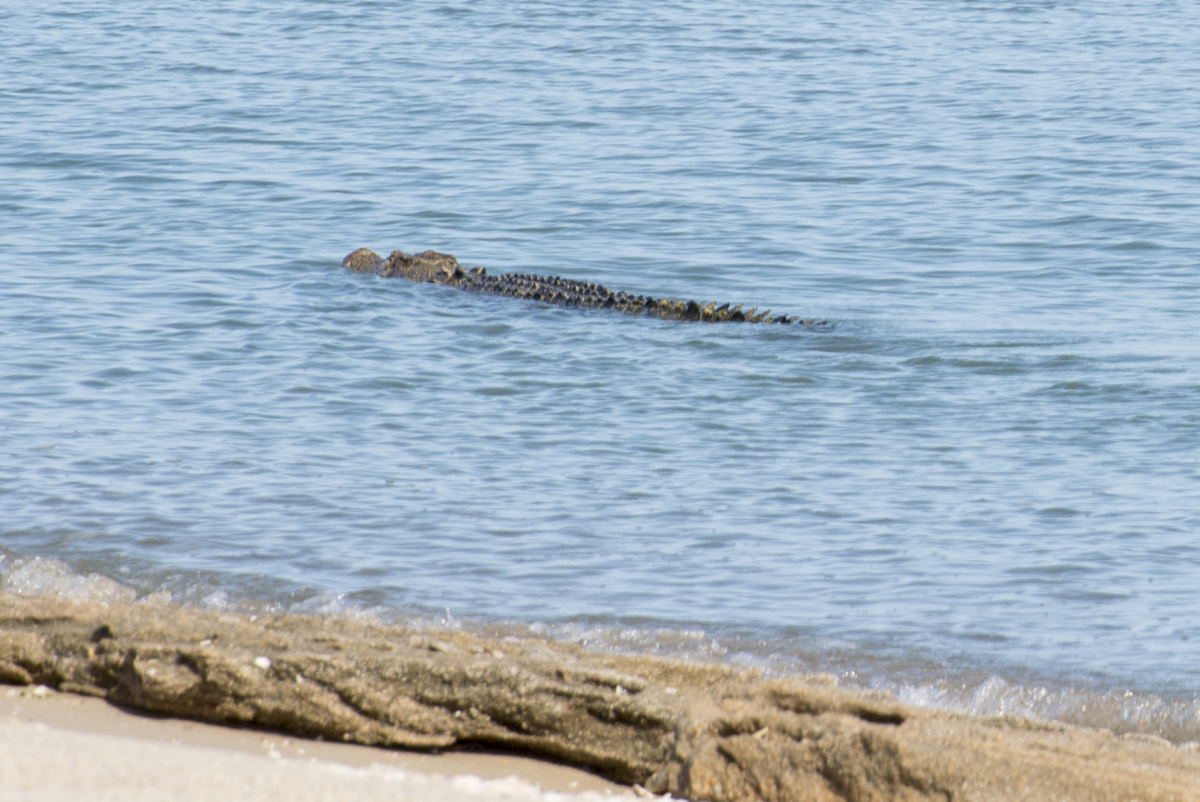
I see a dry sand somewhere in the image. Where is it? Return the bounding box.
[0,686,641,802]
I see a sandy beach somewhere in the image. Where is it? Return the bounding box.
[3,591,1199,802]
[0,686,639,802]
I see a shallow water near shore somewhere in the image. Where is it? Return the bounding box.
[3,1,1200,741]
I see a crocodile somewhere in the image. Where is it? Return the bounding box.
[342,247,827,326]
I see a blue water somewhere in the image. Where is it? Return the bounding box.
[4,0,1200,740]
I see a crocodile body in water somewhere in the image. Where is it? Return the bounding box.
[343,247,827,326]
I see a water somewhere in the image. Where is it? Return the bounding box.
[3,0,1200,741]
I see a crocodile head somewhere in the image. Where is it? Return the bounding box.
[342,248,465,283]
[380,250,464,283]
[341,248,385,273]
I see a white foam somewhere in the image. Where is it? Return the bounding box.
[0,555,137,606]
[896,675,1200,744]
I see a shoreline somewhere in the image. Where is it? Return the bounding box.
[2,590,1199,801]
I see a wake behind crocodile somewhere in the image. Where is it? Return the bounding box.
[343,247,829,327]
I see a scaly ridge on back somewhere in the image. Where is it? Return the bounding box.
[341,247,827,327]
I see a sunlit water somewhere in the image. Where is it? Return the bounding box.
[3,0,1199,741]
